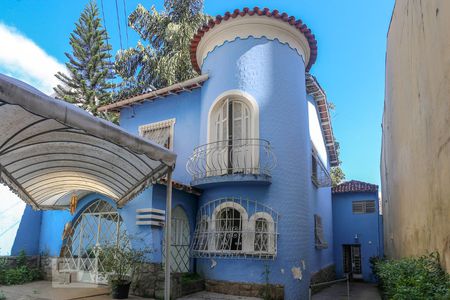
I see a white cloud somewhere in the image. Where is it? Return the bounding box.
[0,185,25,255]
[0,23,65,95]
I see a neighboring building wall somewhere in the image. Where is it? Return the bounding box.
[332,190,383,282]
[11,205,42,255]
[382,0,450,271]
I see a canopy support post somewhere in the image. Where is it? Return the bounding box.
[164,170,173,300]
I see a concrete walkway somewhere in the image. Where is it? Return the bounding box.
[312,282,381,300]
[0,281,145,300]
[179,291,262,300]
[0,281,263,300]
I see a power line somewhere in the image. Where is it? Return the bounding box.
[114,0,123,51]
[0,220,20,239]
[0,202,21,218]
[122,0,129,48]
[99,0,117,95]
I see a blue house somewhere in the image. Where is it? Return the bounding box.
[9,7,341,300]
[332,180,384,282]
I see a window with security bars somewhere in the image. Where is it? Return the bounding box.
[254,218,269,252]
[60,200,127,284]
[311,147,332,188]
[352,200,376,214]
[314,214,328,249]
[191,198,279,259]
[139,118,175,149]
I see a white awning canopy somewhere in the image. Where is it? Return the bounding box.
[0,74,176,210]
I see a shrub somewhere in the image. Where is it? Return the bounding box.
[373,252,450,299]
[0,250,42,285]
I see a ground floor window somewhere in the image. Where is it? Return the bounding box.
[191,198,278,259]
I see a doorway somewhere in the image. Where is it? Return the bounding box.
[343,244,362,279]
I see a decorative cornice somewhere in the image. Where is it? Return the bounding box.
[306,74,339,167]
[190,7,318,73]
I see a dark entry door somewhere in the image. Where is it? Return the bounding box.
[343,244,362,279]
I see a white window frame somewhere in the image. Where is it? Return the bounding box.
[139,118,176,150]
[352,200,376,214]
[249,212,276,255]
[206,90,260,175]
[210,201,251,253]
[207,90,259,144]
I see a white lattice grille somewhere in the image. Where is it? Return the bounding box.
[60,200,125,284]
[191,197,279,259]
[162,206,191,273]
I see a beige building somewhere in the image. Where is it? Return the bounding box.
[381,0,450,271]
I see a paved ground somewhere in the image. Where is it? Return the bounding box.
[178,291,261,300]
[0,281,144,300]
[0,281,262,300]
[312,281,381,300]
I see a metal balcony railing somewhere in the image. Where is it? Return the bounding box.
[311,152,332,188]
[186,139,276,181]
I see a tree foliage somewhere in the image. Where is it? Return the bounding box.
[54,1,117,122]
[331,140,345,187]
[115,0,210,98]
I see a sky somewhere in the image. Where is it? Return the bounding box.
[0,0,394,253]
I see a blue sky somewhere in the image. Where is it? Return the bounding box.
[0,0,394,252]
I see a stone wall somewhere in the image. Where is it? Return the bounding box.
[0,255,40,269]
[205,279,284,300]
[132,263,204,299]
[310,264,336,294]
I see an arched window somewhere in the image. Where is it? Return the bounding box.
[210,201,249,253]
[208,90,259,175]
[216,207,243,251]
[249,212,276,255]
[191,198,278,258]
[254,218,269,252]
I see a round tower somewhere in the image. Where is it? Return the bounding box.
[187,7,318,299]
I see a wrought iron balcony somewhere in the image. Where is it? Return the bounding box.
[186,139,276,185]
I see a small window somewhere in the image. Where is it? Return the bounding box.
[314,214,328,249]
[139,118,175,149]
[352,201,376,214]
[254,218,269,252]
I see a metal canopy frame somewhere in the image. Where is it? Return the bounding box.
[0,74,176,210]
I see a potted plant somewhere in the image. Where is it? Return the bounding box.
[100,235,151,299]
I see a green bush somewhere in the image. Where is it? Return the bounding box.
[373,252,450,300]
[0,250,42,285]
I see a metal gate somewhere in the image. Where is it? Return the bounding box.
[164,206,191,273]
[61,200,124,284]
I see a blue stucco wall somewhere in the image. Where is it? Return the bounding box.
[37,188,198,265]
[196,37,313,300]
[120,89,201,185]
[308,96,334,274]
[332,191,383,282]
[11,205,42,255]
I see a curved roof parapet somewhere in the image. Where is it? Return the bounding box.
[0,74,176,210]
[190,7,318,73]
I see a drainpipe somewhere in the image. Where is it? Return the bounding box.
[164,170,173,300]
